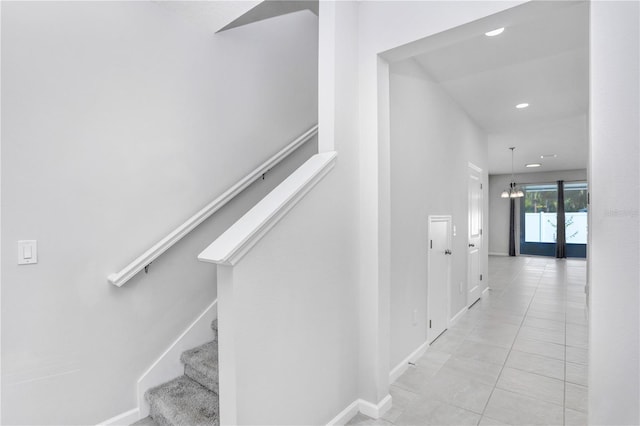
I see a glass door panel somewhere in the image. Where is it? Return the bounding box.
[520,184,558,256]
[564,182,588,258]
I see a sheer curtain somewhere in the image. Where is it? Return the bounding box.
[556,180,567,258]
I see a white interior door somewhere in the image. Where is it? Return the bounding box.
[468,165,483,305]
[428,215,452,344]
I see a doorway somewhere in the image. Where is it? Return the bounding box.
[427,215,452,344]
[468,164,484,305]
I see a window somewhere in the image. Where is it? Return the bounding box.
[520,182,587,257]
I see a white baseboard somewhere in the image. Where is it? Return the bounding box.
[449,306,468,328]
[389,340,429,384]
[326,395,392,426]
[137,300,218,419]
[489,252,509,256]
[326,400,360,426]
[97,408,139,426]
[359,394,392,419]
[388,308,471,388]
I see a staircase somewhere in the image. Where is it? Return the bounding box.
[133,320,219,426]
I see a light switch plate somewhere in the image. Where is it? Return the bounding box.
[18,240,37,265]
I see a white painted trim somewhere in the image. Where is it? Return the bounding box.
[107,125,318,286]
[449,306,468,328]
[326,400,360,426]
[482,286,490,295]
[325,395,392,426]
[389,339,429,384]
[359,394,393,419]
[97,408,139,426]
[198,152,338,266]
[489,252,509,256]
[137,300,217,419]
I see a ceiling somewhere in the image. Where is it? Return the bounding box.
[154,1,317,34]
[216,1,318,33]
[153,1,261,33]
[411,1,589,175]
[158,1,589,176]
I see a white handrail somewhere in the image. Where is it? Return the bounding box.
[108,125,318,287]
[198,151,337,266]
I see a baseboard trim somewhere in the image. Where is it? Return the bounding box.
[97,408,139,426]
[489,252,509,256]
[359,394,392,419]
[388,308,470,386]
[137,299,218,419]
[326,395,392,425]
[326,400,360,426]
[449,306,468,328]
[389,340,429,384]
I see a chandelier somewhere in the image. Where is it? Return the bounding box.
[501,147,524,198]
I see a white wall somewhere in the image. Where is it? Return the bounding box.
[389,59,488,369]
[1,3,318,424]
[200,4,363,423]
[227,168,359,425]
[589,1,639,424]
[488,169,587,256]
[351,0,525,405]
[344,1,639,422]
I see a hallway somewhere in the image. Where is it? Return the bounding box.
[350,255,588,426]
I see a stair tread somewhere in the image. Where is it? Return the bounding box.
[181,341,218,374]
[146,376,218,426]
[181,341,218,392]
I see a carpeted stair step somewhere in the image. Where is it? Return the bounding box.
[181,341,219,393]
[145,375,219,426]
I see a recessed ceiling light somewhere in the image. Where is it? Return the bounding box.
[516,103,529,109]
[525,163,541,168]
[485,28,505,37]
[540,154,557,159]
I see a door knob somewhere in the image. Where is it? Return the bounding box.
[444,249,452,255]
[468,243,475,247]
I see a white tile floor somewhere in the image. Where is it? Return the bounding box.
[348,255,588,426]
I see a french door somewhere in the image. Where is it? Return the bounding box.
[520,182,588,258]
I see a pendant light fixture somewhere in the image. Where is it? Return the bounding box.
[501,147,524,198]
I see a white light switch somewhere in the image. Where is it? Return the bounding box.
[18,240,37,265]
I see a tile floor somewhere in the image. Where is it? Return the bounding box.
[348,255,588,426]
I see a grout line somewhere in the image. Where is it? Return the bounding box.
[563,261,568,426]
[478,257,545,423]
[418,257,587,426]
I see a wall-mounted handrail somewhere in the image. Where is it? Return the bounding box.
[108,124,318,287]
